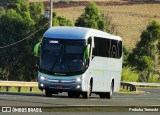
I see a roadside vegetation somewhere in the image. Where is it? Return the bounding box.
[0,0,72,81]
[0,86,42,93]
[0,0,159,83]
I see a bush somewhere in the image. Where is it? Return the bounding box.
[148,74,160,83]
[75,2,106,31]
[122,67,139,82]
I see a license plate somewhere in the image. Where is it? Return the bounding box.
[57,86,63,88]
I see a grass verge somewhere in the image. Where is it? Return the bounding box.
[0,86,42,93]
[118,88,145,94]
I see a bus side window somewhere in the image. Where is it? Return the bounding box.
[110,40,118,58]
[110,40,122,59]
[93,37,110,58]
[104,38,110,57]
[118,41,122,59]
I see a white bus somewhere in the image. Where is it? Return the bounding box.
[34,26,122,99]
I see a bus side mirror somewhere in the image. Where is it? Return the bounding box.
[34,42,41,57]
[85,44,90,59]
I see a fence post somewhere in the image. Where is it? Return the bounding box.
[130,86,132,91]
[126,86,129,90]
[18,87,21,92]
[6,86,9,92]
[30,87,33,92]
[123,85,125,89]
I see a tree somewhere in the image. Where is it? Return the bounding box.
[7,0,29,13]
[123,46,130,67]
[0,0,38,81]
[52,12,73,26]
[30,2,44,22]
[0,6,5,16]
[75,2,106,31]
[128,20,160,82]
[0,9,35,81]
[0,0,73,81]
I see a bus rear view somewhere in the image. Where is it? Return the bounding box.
[34,26,122,99]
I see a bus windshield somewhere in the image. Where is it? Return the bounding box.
[40,38,86,76]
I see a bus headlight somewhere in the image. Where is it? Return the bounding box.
[76,77,82,82]
[39,76,49,82]
[39,76,46,80]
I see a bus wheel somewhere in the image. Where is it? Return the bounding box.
[99,93,106,98]
[83,82,92,99]
[45,89,52,97]
[74,92,80,98]
[68,92,80,98]
[68,92,73,98]
[106,82,114,99]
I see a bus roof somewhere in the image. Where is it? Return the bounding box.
[43,26,122,41]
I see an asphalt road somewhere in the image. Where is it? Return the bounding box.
[0,87,159,114]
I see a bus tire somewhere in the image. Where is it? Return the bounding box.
[83,82,92,99]
[68,92,80,98]
[74,92,80,98]
[106,81,114,99]
[45,89,52,97]
[99,93,106,98]
[68,92,73,98]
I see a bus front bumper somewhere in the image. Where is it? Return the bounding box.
[38,79,82,92]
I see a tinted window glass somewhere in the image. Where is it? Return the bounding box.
[93,37,110,57]
[93,37,122,59]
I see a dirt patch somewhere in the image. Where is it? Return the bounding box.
[42,0,160,9]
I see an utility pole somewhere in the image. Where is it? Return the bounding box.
[49,0,53,28]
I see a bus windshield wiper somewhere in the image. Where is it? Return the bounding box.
[49,55,60,72]
[50,44,63,73]
[62,43,71,74]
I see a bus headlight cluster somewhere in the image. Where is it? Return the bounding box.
[39,76,49,82]
[39,76,45,80]
[76,77,82,82]
[73,77,82,82]
[76,85,81,89]
[40,83,44,87]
